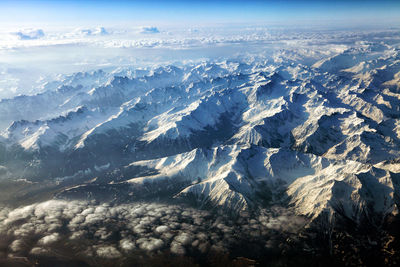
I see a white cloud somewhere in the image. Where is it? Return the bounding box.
[155,225,169,233]
[0,200,305,262]
[13,28,45,40]
[137,237,164,251]
[30,247,49,255]
[120,239,135,251]
[173,232,193,246]
[38,233,60,245]
[93,27,108,35]
[9,239,25,252]
[95,245,122,259]
[71,27,109,37]
[170,242,185,255]
[139,26,160,34]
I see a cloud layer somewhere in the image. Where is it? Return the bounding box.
[0,200,305,264]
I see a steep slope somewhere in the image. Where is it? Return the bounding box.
[1,41,400,227]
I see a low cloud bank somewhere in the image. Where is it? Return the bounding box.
[0,200,306,264]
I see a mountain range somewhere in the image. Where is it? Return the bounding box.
[0,41,399,230]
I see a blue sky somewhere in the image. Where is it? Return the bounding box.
[0,0,399,26]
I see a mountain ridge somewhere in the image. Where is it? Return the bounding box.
[0,42,399,227]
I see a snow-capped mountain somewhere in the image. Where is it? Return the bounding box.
[0,41,399,227]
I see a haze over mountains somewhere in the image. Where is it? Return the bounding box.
[0,23,400,266]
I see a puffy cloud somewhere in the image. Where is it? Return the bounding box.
[70,230,85,240]
[94,27,108,35]
[94,227,112,240]
[0,200,306,264]
[95,245,122,259]
[170,241,185,255]
[13,29,45,40]
[137,237,164,251]
[30,247,49,255]
[139,26,160,34]
[174,232,193,246]
[71,27,109,37]
[155,225,169,233]
[9,239,26,253]
[38,233,60,245]
[120,239,135,251]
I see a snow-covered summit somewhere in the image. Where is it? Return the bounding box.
[1,42,399,225]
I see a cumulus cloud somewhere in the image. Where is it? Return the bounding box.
[139,26,160,34]
[137,237,164,251]
[95,245,122,259]
[9,240,26,253]
[120,239,135,251]
[155,225,169,233]
[30,247,49,255]
[72,27,109,37]
[13,29,45,40]
[94,27,108,35]
[38,233,60,245]
[170,241,186,255]
[0,200,306,265]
